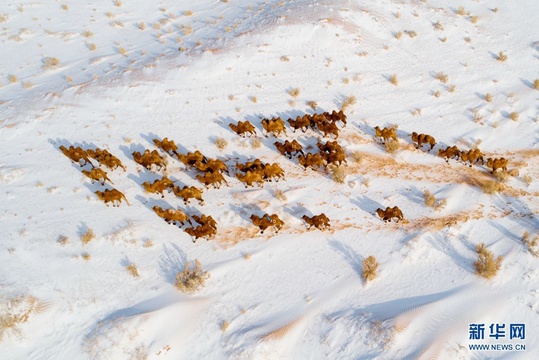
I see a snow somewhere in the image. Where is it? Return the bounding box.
[1,0,538,359]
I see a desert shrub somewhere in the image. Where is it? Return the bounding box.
[126,264,139,277]
[522,231,539,257]
[184,10,193,16]
[433,90,441,98]
[493,170,508,182]
[485,93,493,102]
[389,74,398,86]
[113,0,122,7]
[280,55,290,62]
[424,190,437,207]
[288,88,300,97]
[57,235,68,246]
[82,30,93,38]
[440,37,447,43]
[508,112,519,121]
[61,4,68,11]
[362,256,379,284]
[331,166,347,184]
[436,72,448,83]
[0,295,46,341]
[534,79,539,90]
[175,259,209,293]
[384,140,400,154]
[251,138,262,149]
[351,151,363,163]
[474,243,502,279]
[8,75,17,83]
[42,57,60,69]
[481,180,504,195]
[82,253,91,261]
[497,51,507,62]
[88,43,96,51]
[221,320,230,333]
[341,95,357,111]
[457,6,466,16]
[307,100,318,110]
[433,21,443,31]
[274,189,287,202]
[214,137,228,150]
[470,16,479,24]
[394,31,402,39]
[522,174,532,186]
[406,30,417,38]
[249,96,257,103]
[81,228,95,245]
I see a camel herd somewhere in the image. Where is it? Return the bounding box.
[57,108,515,241]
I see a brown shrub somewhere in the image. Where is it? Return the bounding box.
[362,256,379,284]
[341,95,357,111]
[384,140,400,154]
[175,259,209,293]
[474,243,502,279]
[480,180,504,195]
[81,228,95,245]
[522,231,539,257]
[214,137,228,150]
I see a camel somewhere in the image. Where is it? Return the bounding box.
[152,205,191,226]
[185,224,216,242]
[302,214,330,230]
[193,158,228,174]
[196,172,228,189]
[176,150,207,168]
[326,110,347,127]
[142,177,174,198]
[59,145,93,167]
[374,126,397,144]
[132,149,166,171]
[274,140,304,159]
[411,132,436,151]
[236,159,265,173]
[261,117,287,137]
[317,119,339,139]
[263,163,285,182]
[438,146,461,163]
[486,157,508,173]
[250,213,283,234]
[317,140,343,155]
[321,150,347,167]
[173,185,204,205]
[236,170,265,188]
[288,116,310,133]
[191,214,217,230]
[153,137,179,156]
[460,149,484,167]
[82,168,113,186]
[309,113,326,129]
[95,189,130,207]
[229,121,257,137]
[376,206,404,223]
[298,153,324,171]
[87,148,126,171]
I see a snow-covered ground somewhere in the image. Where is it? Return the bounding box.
[1,0,538,359]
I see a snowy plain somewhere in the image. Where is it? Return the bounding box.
[0,0,538,359]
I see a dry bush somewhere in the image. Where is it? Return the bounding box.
[473,111,483,123]
[534,79,539,90]
[389,74,398,86]
[81,228,95,245]
[66,76,73,83]
[214,137,228,150]
[394,31,402,39]
[485,93,493,102]
[88,43,96,51]
[118,47,127,56]
[250,96,257,103]
[0,14,8,23]
[474,243,502,279]
[42,57,60,69]
[82,253,91,261]
[22,81,33,89]
[126,264,139,277]
[351,151,363,163]
[395,11,400,19]
[143,240,154,248]
[508,112,519,121]
[307,100,318,110]
[288,88,300,97]
[175,259,209,293]
[331,166,348,184]
[465,37,472,43]
[384,140,400,154]
[113,0,122,7]
[8,75,17,83]
[433,90,441,98]
[492,170,508,182]
[221,320,230,333]
[522,231,539,257]
[0,295,47,341]
[362,178,370,188]
[522,174,532,186]
[424,190,436,207]
[341,95,357,111]
[57,235,68,246]
[457,6,466,16]
[436,72,448,83]
[433,21,443,31]
[481,180,504,195]
[406,30,417,38]
[82,30,93,38]
[251,138,262,149]
[61,4,68,11]
[184,10,193,16]
[362,256,379,284]
[440,37,447,43]
[274,189,287,202]
[448,84,456,93]
[497,52,507,62]
[470,16,479,24]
